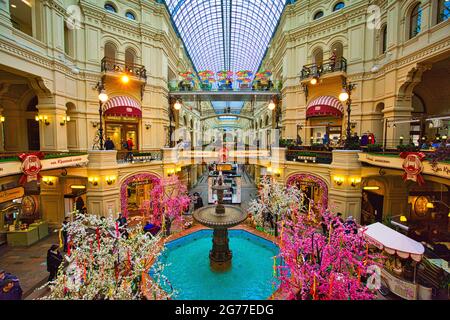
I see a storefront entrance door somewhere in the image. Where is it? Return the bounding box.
[106,122,139,151]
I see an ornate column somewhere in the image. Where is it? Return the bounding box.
[85,150,120,217]
[329,150,363,223]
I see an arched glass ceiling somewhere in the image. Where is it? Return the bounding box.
[165,0,286,75]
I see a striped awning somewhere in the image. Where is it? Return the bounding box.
[306,96,344,118]
[103,96,142,118]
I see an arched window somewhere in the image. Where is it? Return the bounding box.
[409,3,422,39]
[104,3,117,13]
[333,2,345,12]
[125,48,136,70]
[312,48,324,67]
[104,42,116,60]
[437,0,450,23]
[64,24,73,56]
[125,11,136,20]
[381,24,388,54]
[331,42,343,59]
[313,11,324,20]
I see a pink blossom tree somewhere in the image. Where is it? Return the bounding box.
[277,209,384,300]
[150,175,190,236]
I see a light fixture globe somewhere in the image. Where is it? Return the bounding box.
[310,77,318,85]
[268,100,276,111]
[121,74,130,84]
[174,100,182,110]
[339,90,349,102]
[98,90,108,103]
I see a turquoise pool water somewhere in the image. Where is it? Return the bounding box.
[153,229,279,300]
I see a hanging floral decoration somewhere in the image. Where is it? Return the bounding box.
[255,70,272,80]
[217,70,234,80]
[179,71,194,80]
[236,70,253,84]
[41,214,173,300]
[198,70,215,83]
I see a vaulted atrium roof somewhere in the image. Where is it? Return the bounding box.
[164,0,287,76]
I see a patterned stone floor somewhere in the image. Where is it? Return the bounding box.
[0,231,59,298]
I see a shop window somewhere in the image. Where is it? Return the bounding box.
[381,24,388,54]
[331,42,343,59]
[64,24,73,56]
[437,0,450,23]
[409,3,423,39]
[104,42,117,60]
[125,48,136,69]
[313,11,324,20]
[333,2,345,12]
[126,11,136,20]
[104,3,117,13]
[10,0,33,36]
[312,47,323,70]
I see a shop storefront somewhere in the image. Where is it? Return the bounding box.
[406,180,449,246]
[0,178,46,246]
[286,173,328,210]
[103,96,142,152]
[306,96,344,146]
[120,173,160,219]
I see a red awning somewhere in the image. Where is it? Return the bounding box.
[306,96,344,118]
[103,96,142,118]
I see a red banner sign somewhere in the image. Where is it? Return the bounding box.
[400,152,426,185]
[18,152,44,185]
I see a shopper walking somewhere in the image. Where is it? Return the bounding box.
[47,244,63,282]
[61,217,70,252]
[193,192,204,210]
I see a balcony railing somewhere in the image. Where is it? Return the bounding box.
[117,150,163,164]
[300,57,347,80]
[168,79,282,93]
[101,57,147,81]
[286,150,333,164]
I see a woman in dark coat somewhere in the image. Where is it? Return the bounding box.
[47,245,63,282]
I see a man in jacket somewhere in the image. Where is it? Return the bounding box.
[47,244,63,282]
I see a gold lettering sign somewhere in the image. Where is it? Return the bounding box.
[0,187,25,204]
[217,164,233,171]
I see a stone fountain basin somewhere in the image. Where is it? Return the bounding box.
[193,205,247,228]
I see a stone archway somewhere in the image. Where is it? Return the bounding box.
[286,173,329,208]
[120,172,160,217]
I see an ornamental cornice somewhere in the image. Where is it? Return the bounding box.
[371,38,450,76]
[42,0,67,16]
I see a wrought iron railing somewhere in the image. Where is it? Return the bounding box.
[117,150,163,164]
[300,57,347,80]
[168,79,282,92]
[101,57,147,81]
[286,150,333,164]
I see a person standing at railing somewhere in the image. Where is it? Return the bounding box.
[330,50,337,72]
[125,138,134,162]
[104,137,115,150]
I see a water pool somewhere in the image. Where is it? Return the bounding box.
[153,229,279,300]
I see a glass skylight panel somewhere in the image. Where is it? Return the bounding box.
[165,0,285,76]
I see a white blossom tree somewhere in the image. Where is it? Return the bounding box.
[41,215,173,300]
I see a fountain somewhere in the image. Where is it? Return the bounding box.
[193,172,247,271]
